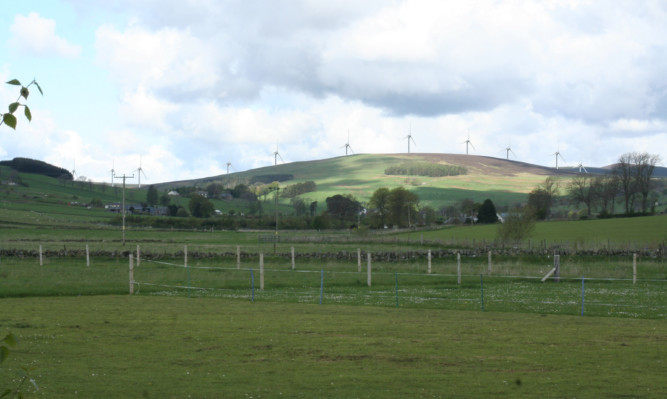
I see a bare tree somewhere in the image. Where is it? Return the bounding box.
[568,175,596,217]
[613,152,661,214]
[594,175,618,215]
[632,152,661,212]
[613,153,638,214]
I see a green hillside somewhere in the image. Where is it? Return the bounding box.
[157,153,575,208]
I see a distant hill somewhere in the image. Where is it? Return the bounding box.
[155,154,587,207]
[0,157,72,179]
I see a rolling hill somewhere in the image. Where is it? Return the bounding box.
[155,154,583,208]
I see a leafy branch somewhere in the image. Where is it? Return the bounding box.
[1,333,38,399]
[1,79,43,130]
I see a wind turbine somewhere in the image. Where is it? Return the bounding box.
[553,148,565,169]
[226,161,234,174]
[462,132,475,155]
[342,130,353,156]
[135,156,148,188]
[273,145,283,166]
[405,125,416,153]
[110,159,115,187]
[577,161,588,173]
[504,145,516,160]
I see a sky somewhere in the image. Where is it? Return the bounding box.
[1,0,666,185]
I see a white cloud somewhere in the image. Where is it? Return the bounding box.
[9,12,82,58]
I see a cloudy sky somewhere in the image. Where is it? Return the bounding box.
[1,0,665,184]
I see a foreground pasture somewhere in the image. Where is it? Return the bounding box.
[1,296,665,398]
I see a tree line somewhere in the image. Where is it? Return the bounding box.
[385,162,467,177]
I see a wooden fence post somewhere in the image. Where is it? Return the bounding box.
[236,245,240,269]
[184,245,188,268]
[39,245,43,266]
[129,254,134,294]
[367,253,372,287]
[86,244,90,267]
[633,253,637,284]
[457,252,461,285]
[291,246,295,270]
[428,250,432,274]
[487,251,492,274]
[260,253,265,290]
[554,254,560,283]
[357,248,361,273]
[136,245,140,267]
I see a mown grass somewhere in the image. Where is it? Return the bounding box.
[1,296,665,398]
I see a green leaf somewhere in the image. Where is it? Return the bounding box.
[3,113,17,129]
[3,333,16,347]
[6,79,21,86]
[1,388,13,398]
[24,106,32,122]
[8,102,19,113]
[20,87,29,100]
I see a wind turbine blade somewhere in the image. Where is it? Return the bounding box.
[469,141,475,151]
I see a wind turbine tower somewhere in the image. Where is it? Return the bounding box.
[577,161,588,173]
[462,132,475,155]
[405,125,416,154]
[505,146,515,160]
[71,158,77,179]
[226,161,233,174]
[135,156,148,188]
[343,130,353,156]
[273,145,283,166]
[553,148,565,170]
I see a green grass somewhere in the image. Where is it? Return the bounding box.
[2,256,664,319]
[413,214,667,248]
[1,296,665,398]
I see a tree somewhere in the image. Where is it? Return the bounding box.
[528,177,559,220]
[146,185,158,206]
[2,79,42,130]
[188,194,214,218]
[594,175,618,216]
[160,191,171,206]
[496,207,535,245]
[568,175,596,217]
[206,183,224,199]
[613,153,637,214]
[476,199,499,224]
[291,197,307,216]
[387,187,419,227]
[368,187,390,228]
[325,194,361,224]
[632,152,661,212]
[309,201,318,217]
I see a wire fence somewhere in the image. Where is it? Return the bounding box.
[132,256,666,319]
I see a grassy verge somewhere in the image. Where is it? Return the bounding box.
[1,296,665,398]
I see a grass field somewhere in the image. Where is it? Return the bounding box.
[1,296,665,398]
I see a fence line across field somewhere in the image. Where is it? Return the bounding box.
[18,243,662,284]
[136,256,662,282]
[128,260,662,317]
